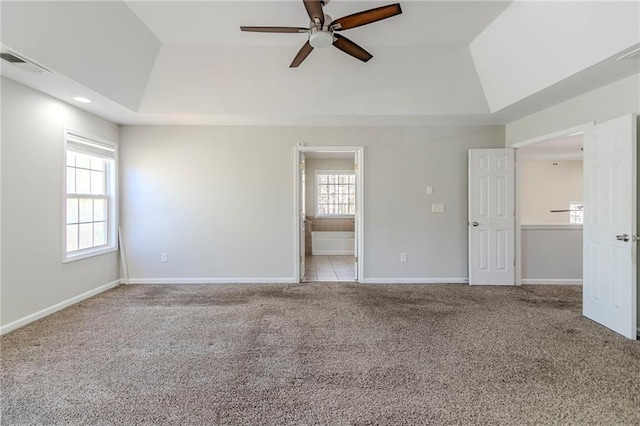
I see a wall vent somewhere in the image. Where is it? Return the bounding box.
[0,51,51,73]
[616,47,640,61]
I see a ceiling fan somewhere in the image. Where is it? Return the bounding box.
[240,0,402,67]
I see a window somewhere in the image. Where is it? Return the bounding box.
[64,130,117,262]
[569,202,584,224]
[316,171,356,216]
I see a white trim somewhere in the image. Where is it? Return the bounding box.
[521,279,583,285]
[510,123,593,148]
[362,278,469,284]
[295,146,364,283]
[0,280,120,335]
[127,278,299,284]
[521,224,583,230]
[311,250,354,256]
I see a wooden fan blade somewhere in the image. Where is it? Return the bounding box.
[290,41,314,67]
[331,3,402,31]
[241,26,308,33]
[332,34,372,63]
[303,0,324,25]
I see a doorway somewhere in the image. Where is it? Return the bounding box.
[512,116,638,340]
[515,132,585,286]
[294,146,364,283]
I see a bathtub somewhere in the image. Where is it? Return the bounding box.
[311,231,355,255]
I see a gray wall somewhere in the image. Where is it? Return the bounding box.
[119,125,505,282]
[521,226,582,282]
[1,78,120,328]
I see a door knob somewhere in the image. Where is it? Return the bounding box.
[472,222,479,227]
[616,234,630,242]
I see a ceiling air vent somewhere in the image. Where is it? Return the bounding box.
[0,51,51,73]
[616,47,640,61]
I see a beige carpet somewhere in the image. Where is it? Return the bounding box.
[1,283,639,425]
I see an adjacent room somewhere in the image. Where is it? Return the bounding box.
[1,1,639,424]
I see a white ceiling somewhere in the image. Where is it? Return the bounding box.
[1,1,637,126]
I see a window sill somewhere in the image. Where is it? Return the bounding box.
[315,215,355,219]
[63,246,117,263]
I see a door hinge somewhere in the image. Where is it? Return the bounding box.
[355,256,358,263]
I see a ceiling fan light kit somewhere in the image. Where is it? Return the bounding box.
[309,27,334,48]
[240,0,402,67]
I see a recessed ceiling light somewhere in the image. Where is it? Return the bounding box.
[73,96,92,103]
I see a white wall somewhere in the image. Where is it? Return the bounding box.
[471,1,640,112]
[305,158,354,216]
[506,73,640,145]
[1,78,120,330]
[520,160,583,224]
[119,125,505,282]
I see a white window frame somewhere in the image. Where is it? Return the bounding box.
[62,128,118,263]
[315,170,356,218]
[569,201,584,224]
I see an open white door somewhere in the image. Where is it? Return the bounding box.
[299,152,306,282]
[353,151,359,281]
[469,149,515,285]
[583,115,637,339]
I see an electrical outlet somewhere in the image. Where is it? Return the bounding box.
[427,186,433,195]
[161,253,168,263]
[400,253,407,262]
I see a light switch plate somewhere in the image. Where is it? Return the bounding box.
[431,203,444,213]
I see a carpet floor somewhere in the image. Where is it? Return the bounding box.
[1,283,639,425]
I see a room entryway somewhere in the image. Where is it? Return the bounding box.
[295,146,364,283]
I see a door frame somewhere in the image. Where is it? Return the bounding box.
[294,146,365,282]
[511,123,594,286]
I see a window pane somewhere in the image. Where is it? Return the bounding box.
[318,205,327,215]
[91,171,105,195]
[79,223,93,249]
[319,175,327,184]
[93,222,106,246]
[67,224,78,252]
[67,199,79,224]
[349,175,355,184]
[90,157,105,171]
[339,205,348,214]
[318,195,327,204]
[76,169,91,194]
[319,185,328,195]
[76,153,91,169]
[79,199,93,223]
[66,168,76,194]
[94,199,106,222]
[67,152,76,167]
[328,175,336,184]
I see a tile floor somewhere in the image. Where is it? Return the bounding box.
[303,255,356,282]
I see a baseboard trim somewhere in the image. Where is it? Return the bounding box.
[0,280,121,335]
[127,278,299,285]
[311,251,354,256]
[521,279,583,285]
[362,278,469,284]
